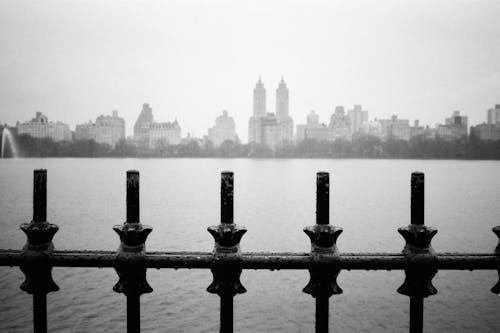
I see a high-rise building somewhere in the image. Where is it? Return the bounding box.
[17,112,72,141]
[389,115,411,141]
[275,78,294,142]
[436,111,468,140]
[134,103,154,143]
[248,78,294,147]
[249,79,266,144]
[377,115,410,140]
[473,104,500,141]
[409,120,425,139]
[75,110,125,147]
[276,78,289,120]
[328,106,351,140]
[487,104,500,124]
[360,120,382,137]
[207,110,238,147]
[296,110,322,141]
[253,77,266,117]
[348,105,368,134]
[132,103,181,148]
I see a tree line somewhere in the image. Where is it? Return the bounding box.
[2,133,500,159]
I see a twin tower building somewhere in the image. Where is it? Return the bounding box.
[248,78,294,148]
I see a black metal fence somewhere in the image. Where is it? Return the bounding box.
[0,169,499,333]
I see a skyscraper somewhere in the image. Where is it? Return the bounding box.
[248,77,294,147]
[348,105,368,134]
[248,79,266,144]
[487,105,500,124]
[276,78,288,120]
[275,78,294,142]
[253,77,266,117]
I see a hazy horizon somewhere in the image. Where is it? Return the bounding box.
[1,0,499,142]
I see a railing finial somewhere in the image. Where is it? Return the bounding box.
[398,172,438,333]
[304,171,343,333]
[207,171,247,333]
[20,169,59,333]
[113,170,153,333]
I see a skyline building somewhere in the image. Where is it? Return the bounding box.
[75,110,125,147]
[296,110,322,141]
[348,105,368,135]
[275,78,294,142]
[253,78,266,117]
[207,110,238,147]
[149,121,181,147]
[360,120,382,137]
[248,77,294,148]
[487,104,500,125]
[328,106,351,141]
[133,103,181,148]
[378,115,410,140]
[17,112,72,142]
[248,78,266,144]
[134,103,154,143]
[471,105,500,141]
[436,111,468,140]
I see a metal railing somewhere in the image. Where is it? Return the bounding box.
[0,169,499,333]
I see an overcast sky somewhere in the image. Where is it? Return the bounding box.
[1,0,499,141]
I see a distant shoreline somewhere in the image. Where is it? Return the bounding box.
[2,134,500,160]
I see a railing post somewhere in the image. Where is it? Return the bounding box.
[19,169,59,333]
[303,172,343,333]
[207,171,247,333]
[397,172,438,333]
[492,226,500,295]
[113,170,153,333]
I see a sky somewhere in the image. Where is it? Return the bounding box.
[1,0,499,142]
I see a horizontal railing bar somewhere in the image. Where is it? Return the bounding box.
[1,250,498,270]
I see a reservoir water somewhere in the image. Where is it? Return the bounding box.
[0,158,499,332]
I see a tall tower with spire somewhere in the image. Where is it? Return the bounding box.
[253,77,266,116]
[276,77,289,120]
[248,77,294,147]
[276,77,293,142]
[249,78,265,143]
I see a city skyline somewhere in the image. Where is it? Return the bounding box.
[1,1,499,142]
[2,75,500,143]
[12,98,500,145]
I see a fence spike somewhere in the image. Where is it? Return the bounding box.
[397,172,438,333]
[113,170,153,333]
[303,172,343,333]
[19,169,59,333]
[207,171,247,333]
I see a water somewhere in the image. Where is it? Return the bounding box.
[0,158,499,332]
[1,127,19,158]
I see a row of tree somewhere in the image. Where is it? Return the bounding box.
[2,134,500,159]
